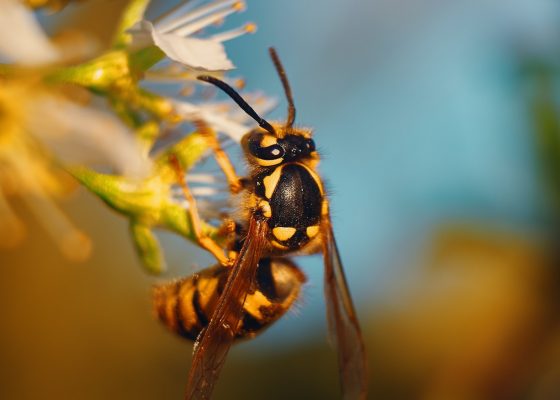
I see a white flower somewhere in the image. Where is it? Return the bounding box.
[0,82,151,260]
[129,0,256,71]
[0,1,149,176]
[24,94,150,177]
[0,2,151,260]
[0,0,60,65]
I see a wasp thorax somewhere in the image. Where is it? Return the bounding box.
[243,130,316,167]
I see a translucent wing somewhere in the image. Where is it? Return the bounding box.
[185,216,269,400]
[322,219,368,400]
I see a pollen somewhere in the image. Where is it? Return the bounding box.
[233,1,246,12]
[234,78,246,90]
[244,23,257,33]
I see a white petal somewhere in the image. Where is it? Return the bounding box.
[170,5,240,37]
[153,34,234,71]
[187,174,224,184]
[209,23,257,43]
[208,93,277,124]
[0,0,60,65]
[191,186,220,197]
[24,95,151,178]
[129,21,234,71]
[200,111,249,140]
[174,100,248,141]
[128,20,157,51]
[156,0,239,34]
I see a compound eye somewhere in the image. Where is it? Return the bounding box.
[305,139,316,152]
[246,133,286,166]
[258,144,285,160]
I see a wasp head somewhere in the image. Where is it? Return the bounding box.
[242,128,315,167]
[198,48,311,168]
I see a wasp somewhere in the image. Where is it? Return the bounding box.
[157,48,367,399]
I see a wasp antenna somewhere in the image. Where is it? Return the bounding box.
[197,75,276,135]
[268,47,296,128]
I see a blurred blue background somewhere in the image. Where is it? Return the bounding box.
[146,0,560,345]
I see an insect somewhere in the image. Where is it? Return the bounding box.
[158,48,367,399]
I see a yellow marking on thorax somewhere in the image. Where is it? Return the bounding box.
[263,165,284,199]
[321,200,329,216]
[306,225,320,238]
[273,227,296,242]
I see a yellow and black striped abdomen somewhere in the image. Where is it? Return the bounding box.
[255,163,323,250]
[153,258,306,341]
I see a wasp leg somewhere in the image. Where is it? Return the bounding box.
[215,218,243,261]
[216,218,237,238]
[169,155,234,267]
[194,119,243,194]
[217,218,238,259]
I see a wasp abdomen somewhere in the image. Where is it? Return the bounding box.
[153,269,219,341]
[153,258,306,341]
[255,163,323,250]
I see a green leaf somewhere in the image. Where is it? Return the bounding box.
[136,121,160,153]
[129,46,166,72]
[155,131,211,179]
[130,221,166,274]
[69,166,166,220]
[46,51,130,91]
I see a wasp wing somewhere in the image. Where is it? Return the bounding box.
[185,216,269,400]
[322,220,368,400]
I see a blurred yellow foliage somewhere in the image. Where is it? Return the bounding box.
[368,225,560,399]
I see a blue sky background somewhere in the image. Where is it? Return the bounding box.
[156,0,560,350]
[147,0,560,350]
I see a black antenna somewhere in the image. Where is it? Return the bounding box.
[197,75,276,135]
[268,47,295,128]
